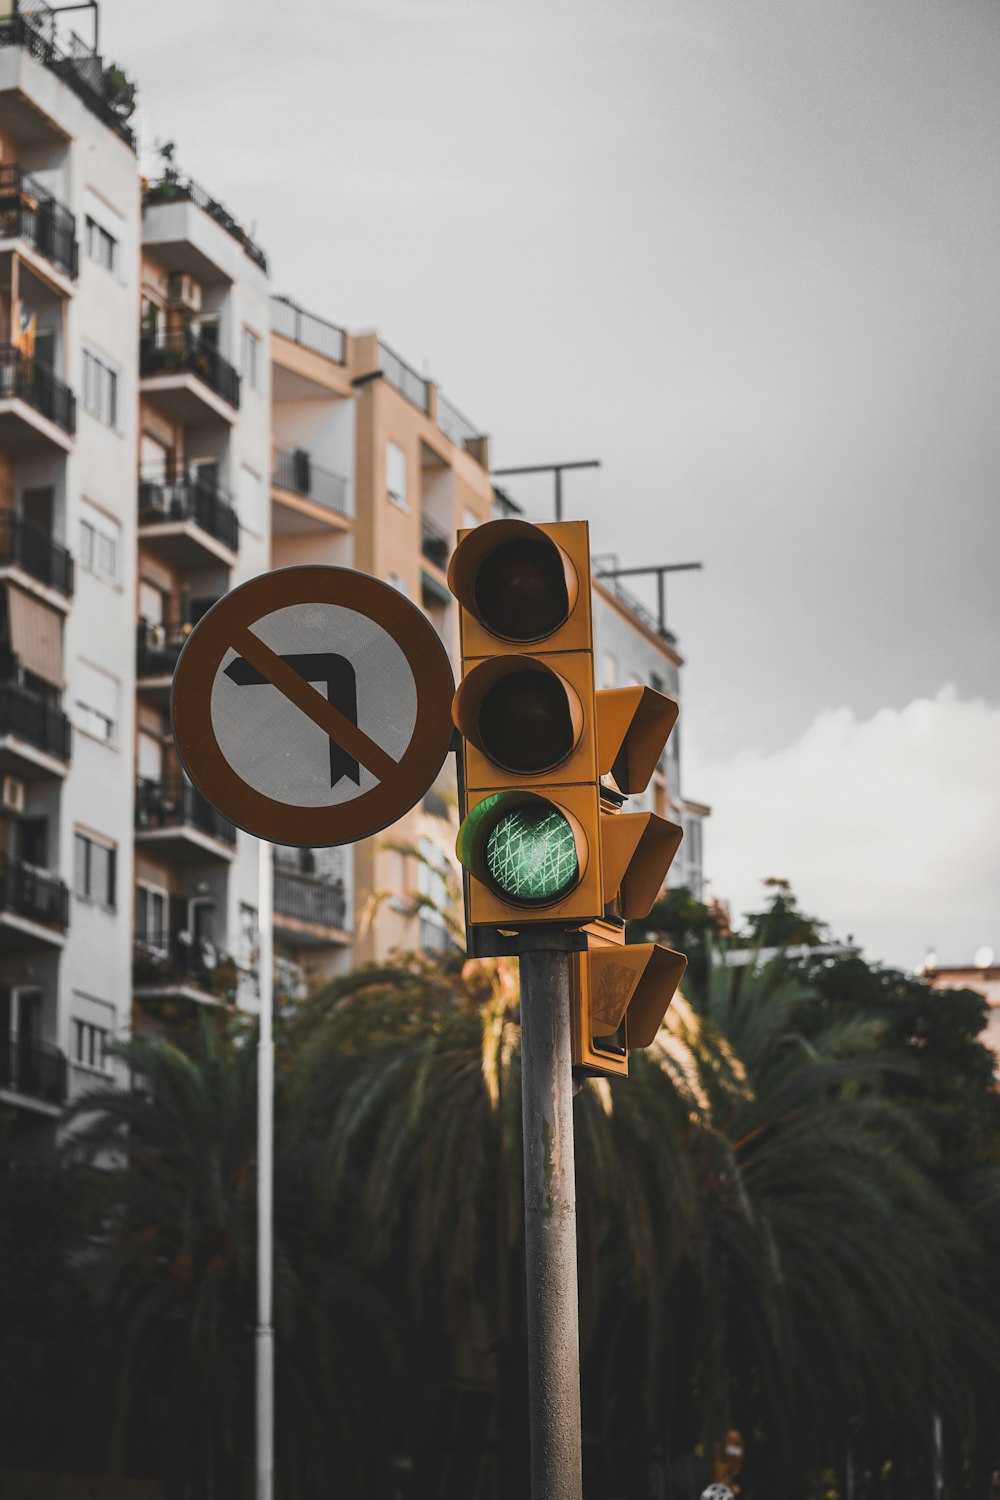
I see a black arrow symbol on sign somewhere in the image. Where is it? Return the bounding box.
[224,652,361,789]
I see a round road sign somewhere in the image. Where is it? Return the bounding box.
[170,565,456,846]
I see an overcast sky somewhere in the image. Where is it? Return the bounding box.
[103,0,999,971]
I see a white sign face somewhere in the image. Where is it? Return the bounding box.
[172,565,456,848]
[211,603,418,808]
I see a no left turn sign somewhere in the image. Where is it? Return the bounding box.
[170,566,456,846]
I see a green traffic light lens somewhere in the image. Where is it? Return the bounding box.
[484,802,580,905]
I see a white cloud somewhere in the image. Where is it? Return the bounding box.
[687,688,1000,972]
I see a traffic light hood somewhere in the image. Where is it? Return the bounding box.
[450,519,591,655]
[597,685,678,795]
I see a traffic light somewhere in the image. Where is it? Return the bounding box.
[450,517,605,926]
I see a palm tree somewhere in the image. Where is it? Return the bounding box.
[65,1013,396,1499]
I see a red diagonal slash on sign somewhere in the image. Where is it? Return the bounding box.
[231,625,399,785]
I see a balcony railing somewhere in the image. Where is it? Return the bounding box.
[270,296,345,363]
[0,515,74,597]
[139,330,241,409]
[0,346,76,435]
[135,778,237,848]
[0,682,71,762]
[138,472,240,553]
[272,448,349,517]
[136,619,192,679]
[0,857,69,930]
[274,871,348,931]
[134,932,241,1005]
[437,393,481,450]
[144,175,268,273]
[0,165,78,278]
[420,513,452,570]
[378,341,430,414]
[0,1036,67,1106]
[0,16,137,152]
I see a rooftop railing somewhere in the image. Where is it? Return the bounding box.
[0,856,69,931]
[0,15,137,151]
[437,393,481,450]
[0,1035,67,1106]
[270,295,346,364]
[0,345,76,435]
[272,448,349,517]
[144,174,268,273]
[137,469,240,553]
[0,682,71,762]
[139,329,241,409]
[0,164,78,277]
[135,777,237,848]
[378,340,430,414]
[0,514,74,597]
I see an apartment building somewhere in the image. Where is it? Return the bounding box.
[0,11,140,1129]
[0,3,708,1135]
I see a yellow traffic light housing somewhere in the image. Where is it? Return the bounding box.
[571,939,688,1078]
[451,519,603,928]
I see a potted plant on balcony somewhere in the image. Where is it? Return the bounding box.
[102,63,137,122]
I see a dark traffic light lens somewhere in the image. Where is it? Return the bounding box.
[473,537,569,641]
[484,802,580,905]
[477,668,575,773]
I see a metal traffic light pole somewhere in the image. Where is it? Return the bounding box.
[518,932,586,1500]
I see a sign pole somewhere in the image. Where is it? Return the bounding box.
[518,944,583,1500]
[256,837,275,1500]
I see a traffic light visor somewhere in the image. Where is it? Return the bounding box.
[453,656,584,775]
[597,686,679,795]
[449,519,579,643]
[457,790,588,908]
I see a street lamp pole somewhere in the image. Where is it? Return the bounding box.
[256,838,275,1500]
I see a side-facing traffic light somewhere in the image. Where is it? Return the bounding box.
[450,518,604,926]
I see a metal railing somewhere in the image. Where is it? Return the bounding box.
[0,345,76,435]
[144,175,268,273]
[0,857,69,930]
[0,682,71,761]
[0,164,78,277]
[378,341,430,414]
[0,15,137,151]
[135,778,237,848]
[420,513,452,570]
[437,393,481,450]
[270,296,346,363]
[595,571,677,644]
[0,514,74,596]
[0,1035,67,1105]
[136,619,192,678]
[274,871,348,931]
[272,448,349,516]
[139,329,241,409]
[133,932,241,1005]
[137,472,240,553]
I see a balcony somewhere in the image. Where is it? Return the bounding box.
[274,871,350,947]
[144,174,268,274]
[378,341,430,414]
[138,471,239,570]
[271,447,349,528]
[0,165,78,283]
[0,346,75,452]
[0,1036,67,1113]
[136,619,191,701]
[271,296,345,363]
[0,857,69,947]
[133,932,243,1008]
[0,681,71,777]
[0,14,137,152]
[140,330,240,424]
[134,777,237,864]
[0,515,73,604]
[420,513,452,571]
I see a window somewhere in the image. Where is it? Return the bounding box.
[239,903,258,969]
[72,1018,112,1073]
[79,506,120,585]
[388,572,410,598]
[74,831,116,907]
[85,215,117,273]
[238,464,265,541]
[74,660,118,747]
[81,348,118,428]
[137,883,167,950]
[240,327,260,391]
[418,838,453,953]
[386,441,408,509]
